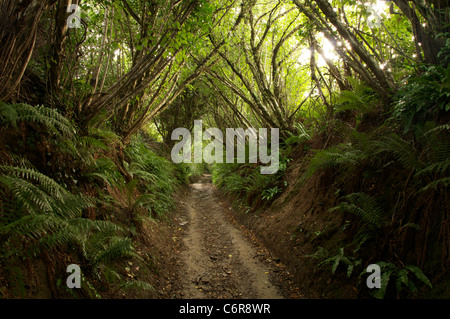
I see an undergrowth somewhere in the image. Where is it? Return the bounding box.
[0,102,183,298]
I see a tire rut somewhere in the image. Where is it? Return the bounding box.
[178,174,285,299]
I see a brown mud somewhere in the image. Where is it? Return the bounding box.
[173,174,301,299]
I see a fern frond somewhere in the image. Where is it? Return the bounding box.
[0,214,64,240]
[91,236,137,268]
[423,123,450,136]
[330,192,388,228]
[335,77,378,113]
[85,157,124,187]
[0,101,18,126]
[0,174,54,214]
[127,162,157,183]
[88,127,122,146]
[371,134,423,171]
[79,136,109,151]
[67,218,124,235]
[1,103,76,137]
[420,177,450,191]
[132,193,156,213]
[0,213,122,259]
[2,166,71,200]
[304,144,367,179]
[416,158,450,177]
[285,122,311,145]
[0,166,94,218]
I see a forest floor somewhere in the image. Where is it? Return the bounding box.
[161,174,302,299]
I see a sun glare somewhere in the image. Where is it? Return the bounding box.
[372,0,388,15]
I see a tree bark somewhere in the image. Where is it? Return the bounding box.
[48,0,71,95]
[393,0,444,65]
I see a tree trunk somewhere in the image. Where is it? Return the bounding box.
[393,0,444,65]
[0,0,49,101]
[48,0,71,96]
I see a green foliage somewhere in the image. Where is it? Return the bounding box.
[85,157,125,187]
[308,247,362,278]
[0,165,93,218]
[303,123,448,195]
[1,0,448,299]
[0,103,179,297]
[303,143,367,180]
[0,164,130,265]
[174,162,209,184]
[371,133,423,171]
[414,124,450,191]
[300,121,445,298]
[124,134,178,219]
[392,65,450,133]
[285,122,311,146]
[367,262,433,299]
[370,124,450,192]
[329,192,388,228]
[212,152,291,208]
[89,236,137,269]
[0,102,75,137]
[262,186,281,202]
[335,77,379,113]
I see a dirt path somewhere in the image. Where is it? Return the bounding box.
[175,174,299,299]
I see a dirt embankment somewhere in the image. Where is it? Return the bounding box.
[226,162,359,298]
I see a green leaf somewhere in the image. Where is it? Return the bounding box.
[396,268,409,292]
[347,263,354,278]
[372,269,393,299]
[405,265,433,289]
[331,257,340,274]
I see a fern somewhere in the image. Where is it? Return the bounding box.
[261,186,281,201]
[392,65,450,133]
[329,192,388,228]
[85,157,124,187]
[371,134,424,171]
[90,236,137,268]
[335,77,379,113]
[303,143,367,180]
[0,163,134,277]
[127,162,157,183]
[414,124,450,191]
[0,101,19,125]
[0,102,75,137]
[123,135,178,218]
[0,166,93,218]
[285,122,311,145]
[368,262,433,299]
[423,123,450,136]
[88,127,122,146]
[0,209,125,260]
[309,247,361,278]
[416,159,450,178]
[79,136,109,151]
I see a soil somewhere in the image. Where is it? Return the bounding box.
[228,160,359,299]
[163,174,302,299]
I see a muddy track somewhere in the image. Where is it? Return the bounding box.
[175,174,299,299]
